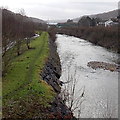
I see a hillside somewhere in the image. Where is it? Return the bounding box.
[29,17,46,24]
[73,9,119,22]
[47,19,67,24]
[89,9,119,20]
[2,9,46,24]
[48,9,119,23]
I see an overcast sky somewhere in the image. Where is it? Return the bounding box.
[1,0,119,20]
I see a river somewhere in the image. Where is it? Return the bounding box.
[56,34,118,118]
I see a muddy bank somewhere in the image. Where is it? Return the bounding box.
[41,37,74,119]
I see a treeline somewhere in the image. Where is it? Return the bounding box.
[57,16,105,28]
[2,8,47,56]
[2,8,47,75]
[57,26,120,53]
[48,26,57,42]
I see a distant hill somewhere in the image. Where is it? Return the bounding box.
[29,17,46,24]
[73,9,119,22]
[2,9,46,24]
[47,19,67,24]
[89,9,119,20]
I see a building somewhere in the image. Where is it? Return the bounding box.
[105,19,119,27]
[97,22,105,26]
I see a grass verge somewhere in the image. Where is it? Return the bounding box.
[3,32,55,118]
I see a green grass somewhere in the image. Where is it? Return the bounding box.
[3,32,55,108]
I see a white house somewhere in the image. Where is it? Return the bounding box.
[105,19,119,27]
[97,22,105,26]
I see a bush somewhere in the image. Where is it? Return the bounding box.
[57,26,119,52]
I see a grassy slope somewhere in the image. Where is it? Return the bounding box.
[3,32,55,118]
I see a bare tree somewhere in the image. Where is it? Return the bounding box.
[16,10,24,56]
[18,8,26,16]
[2,8,47,74]
[60,66,85,118]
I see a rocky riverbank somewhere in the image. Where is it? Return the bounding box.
[41,37,74,119]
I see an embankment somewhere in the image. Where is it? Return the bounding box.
[41,35,74,119]
[57,26,120,53]
[2,31,74,119]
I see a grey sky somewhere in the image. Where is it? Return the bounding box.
[1,0,119,20]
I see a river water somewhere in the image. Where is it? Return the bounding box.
[56,34,118,118]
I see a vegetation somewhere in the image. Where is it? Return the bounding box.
[3,32,55,118]
[57,26,120,53]
[2,8,47,75]
[2,7,119,119]
[48,26,57,42]
[78,16,97,27]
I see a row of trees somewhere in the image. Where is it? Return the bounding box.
[78,16,101,27]
[2,8,47,75]
[57,16,103,28]
[57,26,120,53]
[2,8,47,55]
[3,9,29,55]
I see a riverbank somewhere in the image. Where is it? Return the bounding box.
[57,26,120,53]
[56,34,118,118]
[2,32,74,119]
[42,36,74,119]
[2,32,55,119]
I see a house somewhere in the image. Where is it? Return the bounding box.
[105,19,119,27]
[97,19,119,27]
[97,22,105,26]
